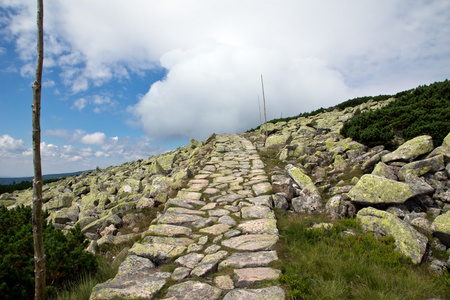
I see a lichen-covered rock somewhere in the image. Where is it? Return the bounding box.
[223,286,285,300]
[165,281,222,300]
[371,161,398,180]
[221,234,278,251]
[398,154,445,180]
[348,174,415,205]
[357,207,428,264]
[325,195,356,220]
[265,134,292,148]
[431,211,450,247]
[286,164,322,203]
[233,267,281,288]
[382,135,434,163]
[128,242,186,264]
[89,255,170,300]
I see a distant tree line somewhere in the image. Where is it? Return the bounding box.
[341,80,450,148]
[0,178,61,195]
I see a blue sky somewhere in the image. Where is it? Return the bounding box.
[1,0,449,177]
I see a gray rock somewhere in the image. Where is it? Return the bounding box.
[431,211,450,247]
[241,205,275,219]
[233,267,281,288]
[222,234,278,251]
[382,135,434,163]
[157,213,206,227]
[372,161,398,180]
[223,286,285,300]
[218,251,278,270]
[348,174,415,205]
[357,207,428,264]
[271,175,294,198]
[237,218,279,235]
[165,281,222,300]
[325,195,356,220]
[273,193,289,210]
[398,154,445,180]
[291,189,323,213]
[90,255,170,300]
[175,253,205,269]
[171,267,191,281]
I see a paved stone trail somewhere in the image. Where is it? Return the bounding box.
[90,134,285,299]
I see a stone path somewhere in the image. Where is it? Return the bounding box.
[90,134,285,299]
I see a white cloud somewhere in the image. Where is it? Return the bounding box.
[133,42,349,140]
[73,98,87,111]
[0,134,26,153]
[80,132,107,145]
[1,0,450,144]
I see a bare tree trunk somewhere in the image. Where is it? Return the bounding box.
[32,0,45,298]
[261,74,268,146]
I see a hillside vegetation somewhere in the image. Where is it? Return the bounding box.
[341,80,450,148]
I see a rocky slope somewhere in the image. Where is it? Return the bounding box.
[1,97,450,298]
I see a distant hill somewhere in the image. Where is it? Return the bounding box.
[0,171,88,185]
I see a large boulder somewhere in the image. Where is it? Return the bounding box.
[431,211,450,247]
[286,165,321,203]
[357,207,428,264]
[89,255,170,300]
[382,135,434,163]
[398,154,445,180]
[265,134,292,148]
[348,174,415,205]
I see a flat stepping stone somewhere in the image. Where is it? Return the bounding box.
[218,215,237,226]
[177,191,203,201]
[90,255,170,300]
[214,275,234,290]
[143,236,194,246]
[238,218,279,235]
[203,187,220,195]
[247,195,273,207]
[222,234,278,251]
[208,208,231,216]
[165,281,222,300]
[200,224,232,235]
[223,286,285,300]
[216,194,245,203]
[218,251,278,270]
[128,243,186,264]
[252,182,273,196]
[200,202,217,210]
[175,253,205,268]
[234,267,282,287]
[167,198,206,209]
[171,267,191,281]
[157,213,206,226]
[145,224,192,237]
[241,206,275,219]
[166,207,206,215]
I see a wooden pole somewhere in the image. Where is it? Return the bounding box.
[32,0,45,298]
[258,95,262,126]
[261,74,268,146]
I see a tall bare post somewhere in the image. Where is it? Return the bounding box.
[261,74,268,146]
[32,0,45,298]
[258,95,262,125]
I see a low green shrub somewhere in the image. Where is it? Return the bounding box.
[341,80,450,147]
[0,205,97,299]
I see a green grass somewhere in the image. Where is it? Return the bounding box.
[54,253,126,300]
[276,213,450,300]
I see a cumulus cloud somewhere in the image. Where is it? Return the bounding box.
[133,42,349,140]
[71,95,117,113]
[0,134,26,154]
[2,1,450,145]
